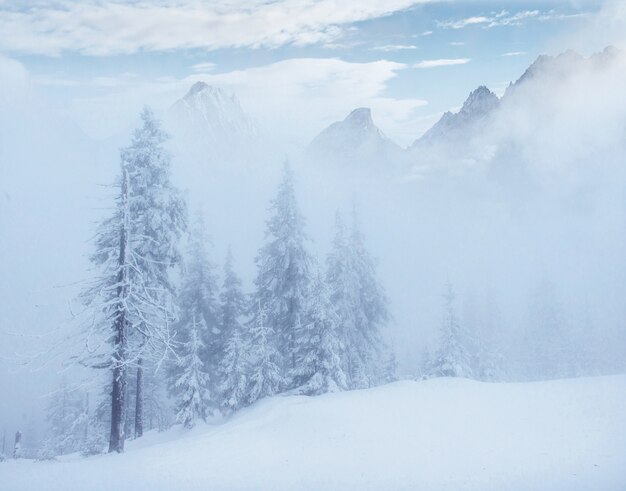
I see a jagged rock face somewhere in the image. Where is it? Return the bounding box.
[167,82,263,166]
[506,46,622,96]
[413,86,499,148]
[307,107,402,168]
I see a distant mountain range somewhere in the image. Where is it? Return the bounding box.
[165,47,623,174]
[305,46,624,173]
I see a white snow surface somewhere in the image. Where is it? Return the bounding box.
[2,375,625,491]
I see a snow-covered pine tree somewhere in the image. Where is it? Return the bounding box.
[348,205,390,387]
[218,248,249,412]
[172,211,220,397]
[292,271,347,395]
[173,316,212,428]
[246,300,284,405]
[326,209,389,389]
[38,381,87,459]
[122,107,187,439]
[427,282,473,378]
[381,346,398,384]
[82,107,186,452]
[252,162,312,387]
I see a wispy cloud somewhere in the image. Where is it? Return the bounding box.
[500,51,526,57]
[414,58,470,68]
[0,0,437,56]
[448,41,466,46]
[191,62,216,73]
[372,44,418,52]
[439,10,544,29]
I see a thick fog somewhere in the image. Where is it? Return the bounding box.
[1,43,626,454]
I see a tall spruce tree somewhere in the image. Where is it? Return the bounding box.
[427,282,473,378]
[326,209,389,389]
[82,107,186,452]
[252,162,311,387]
[218,248,249,412]
[246,301,284,405]
[172,316,212,428]
[174,212,220,392]
[122,107,187,439]
[292,271,347,395]
[348,205,389,387]
[168,212,219,423]
[38,381,87,459]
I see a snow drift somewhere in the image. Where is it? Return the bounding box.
[1,374,625,491]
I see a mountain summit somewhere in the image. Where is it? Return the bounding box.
[413,86,499,148]
[307,107,402,168]
[167,82,262,166]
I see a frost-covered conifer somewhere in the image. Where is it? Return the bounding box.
[39,381,87,458]
[252,162,311,386]
[82,107,186,452]
[427,283,473,378]
[246,301,284,404]
[218,248,249,412]
[173,317,212,428]
[292,272,347,395]
[326,209,389,389]
[174,212,220,391]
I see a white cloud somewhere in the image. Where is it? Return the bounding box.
[191,62,216,73]
[448,41,466,46]
[500,51,526,57]
[372,44,418,52]
[0,0,436,56]
[439,9,545,29]
[414,58,470,68]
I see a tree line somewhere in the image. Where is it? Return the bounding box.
[33,107,391,457]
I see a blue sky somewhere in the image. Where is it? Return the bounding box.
[0,0,619,145]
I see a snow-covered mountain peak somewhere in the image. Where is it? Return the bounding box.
[460,86,499,117]
[343,107,375,130]
[307,107,402,168]
[412,86,499,147]
[167,82,264,167]
[179,82,244,117]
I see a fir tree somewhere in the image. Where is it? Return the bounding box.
[173,316,212,428]
[218,248,249,412]
[252,162,312,387]
[174,212,220,394]
[292,272,347,395]
[82,107,186,452]
[246,301,284,404]
[427,282,473,378]
[326,209,389,389]
[39,381,87,458]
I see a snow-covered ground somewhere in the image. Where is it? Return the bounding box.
[2,375,625,491]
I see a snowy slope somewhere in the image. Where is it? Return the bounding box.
[2,375,625,491]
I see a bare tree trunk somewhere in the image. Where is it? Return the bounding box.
[134,358,143,438]
[109,167,130,454]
